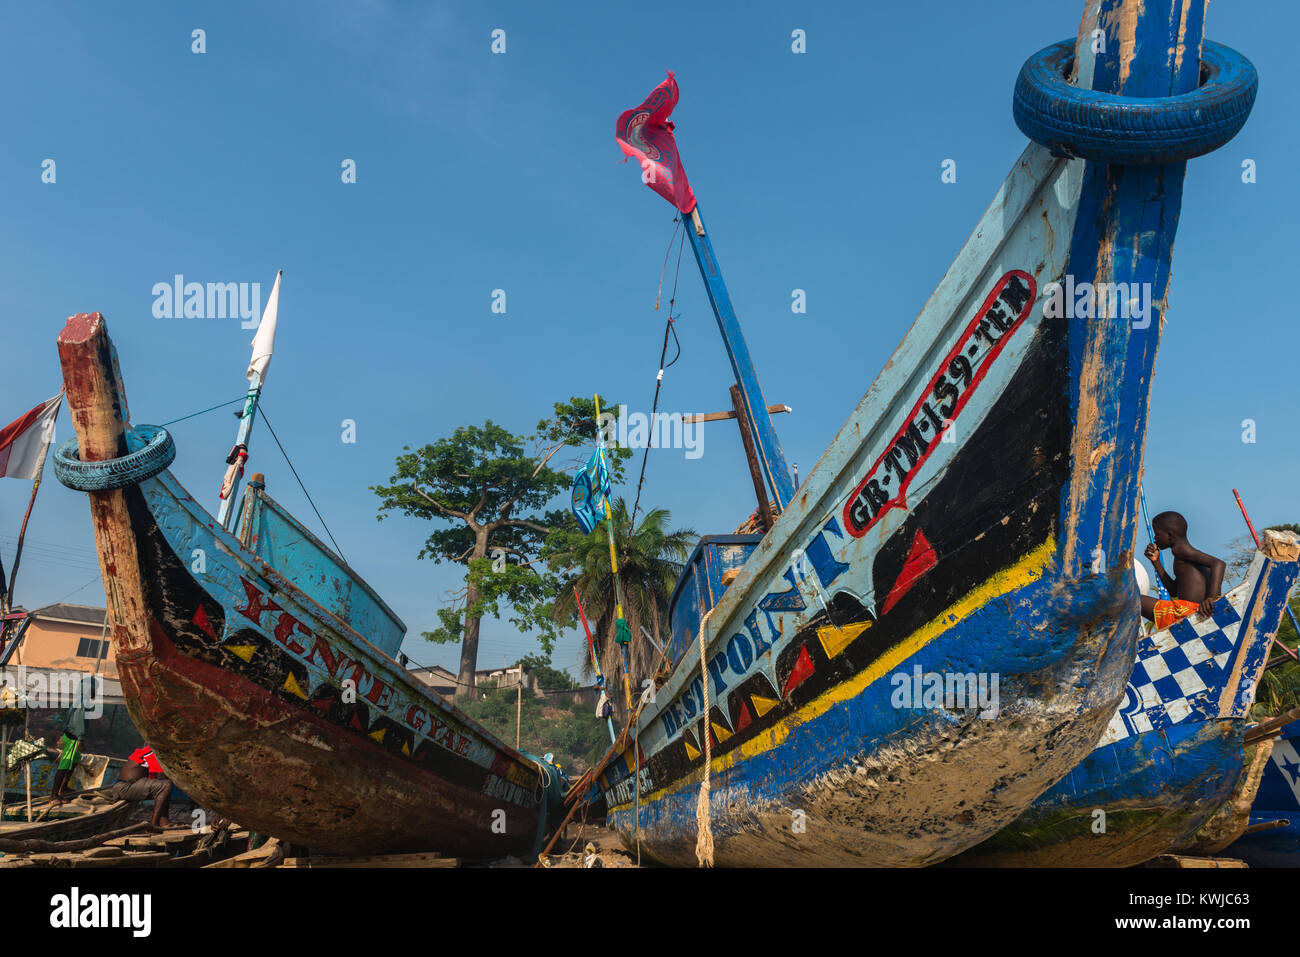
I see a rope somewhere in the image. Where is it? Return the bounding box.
[159,396,248,427]
[630,221,687,533]
[694,605,716,867]
[652,216,683,312]
[256,404,348,564]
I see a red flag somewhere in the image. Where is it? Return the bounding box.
[616,71,697,213]
[0,395,61,480]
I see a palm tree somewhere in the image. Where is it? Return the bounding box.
[550,498,696,722]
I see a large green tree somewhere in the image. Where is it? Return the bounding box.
[546,498,696,723]
[373,397,626,699]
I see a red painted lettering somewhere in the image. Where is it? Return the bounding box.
[236,578,282,625]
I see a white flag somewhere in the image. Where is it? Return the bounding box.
[247,270,282,383]
[0,394,61,480]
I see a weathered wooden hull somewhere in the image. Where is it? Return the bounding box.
[599,2,1225,867]
[56,315,546,859]
[1176,736,1275,855]
[1225,718,1300,866]
[0,800,131,843]
[954,536,1299,866]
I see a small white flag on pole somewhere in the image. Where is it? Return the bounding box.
[0,394,62,481]
[247,270,282,383]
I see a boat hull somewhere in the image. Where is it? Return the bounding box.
[954,536,1299,866]
[1225,718,1300,866]
[109,475,544,858]
[55,312,550,859]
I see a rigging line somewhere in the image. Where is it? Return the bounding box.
[256,403,348,565]
[629,224,688,533]
[42,575,103,607]
[159,396,249,428]
[653,216,683,312]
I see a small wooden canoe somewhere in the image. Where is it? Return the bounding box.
[0,799,131,844]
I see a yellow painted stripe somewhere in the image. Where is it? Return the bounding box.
[628,538,1055,808]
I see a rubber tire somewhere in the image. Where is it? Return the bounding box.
[53,424,175,492]
[1013,39,1257,164]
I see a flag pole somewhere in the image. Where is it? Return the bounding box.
[574,585,617,743]
[4,395,63,614]
[216,371,263,531]
[217,270,280,531]
[682,205,795,512]
[593,395,633,714]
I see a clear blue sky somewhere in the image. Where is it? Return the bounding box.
[2,1,1296,681]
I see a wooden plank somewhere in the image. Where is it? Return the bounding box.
[299,852,459,868]
[684,404,790,424]
[1144,854,1248,869]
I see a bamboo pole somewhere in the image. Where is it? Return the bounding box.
[23,702,31,821]
[0,724,7,824]
[1244,704,1300,746]
[592,395,632,714]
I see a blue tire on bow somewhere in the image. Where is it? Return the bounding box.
[53,424,175,492]
[1013,39,1257,164]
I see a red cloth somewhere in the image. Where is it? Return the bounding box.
[616,72,697,213]
[1153,598,1200,631]
[129,746,163,773]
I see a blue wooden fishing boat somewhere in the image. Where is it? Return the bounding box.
[52,311,564,858]
[593,0,1258,866]
[953,530,1299,866]
[1224,716,1300,866]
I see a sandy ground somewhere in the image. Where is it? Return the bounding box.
[486,822,642,868]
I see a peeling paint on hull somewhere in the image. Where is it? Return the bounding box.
[56,314,546,859]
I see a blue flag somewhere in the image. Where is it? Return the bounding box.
[571,447,610,534]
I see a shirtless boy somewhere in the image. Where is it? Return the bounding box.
[1142,510,1227,628]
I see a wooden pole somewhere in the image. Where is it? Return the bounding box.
[592,395,632,714]
[515,675,522,750]
[731,385,774,532]
[7,479,45,611]
[5,395,61,611]
[1232,489,1300,663]
[0,724,7,824]
[23,705,31,822]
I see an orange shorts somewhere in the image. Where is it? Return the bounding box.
[1153,598,1200,631]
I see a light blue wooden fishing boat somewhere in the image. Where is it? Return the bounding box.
[51,311,566,859]
[593,0,1258,866]
[953,530,1299,866]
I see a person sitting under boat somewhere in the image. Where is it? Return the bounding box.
[1142,510,1227,628]
[107,760,179,830]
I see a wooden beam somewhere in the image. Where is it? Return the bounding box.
[685,404,790,424]
[732,385,774,533]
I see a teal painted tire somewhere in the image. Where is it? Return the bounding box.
[1013,39,1257,164]
[53,425,175,492]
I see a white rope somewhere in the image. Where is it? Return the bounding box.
[694,607,717,867]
